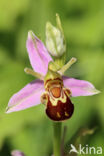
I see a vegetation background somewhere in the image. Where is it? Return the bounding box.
[0,0,104,155]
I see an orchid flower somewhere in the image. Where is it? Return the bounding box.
[6,30,100,121]
[11,150,25,156]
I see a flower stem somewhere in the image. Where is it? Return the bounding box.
[53,122,62,156]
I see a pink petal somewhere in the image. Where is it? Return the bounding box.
[63,76,100,97]
[11,150,25,156]
[26,31,52,76]
[6,80,44,113]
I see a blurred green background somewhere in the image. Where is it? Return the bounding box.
[0,0,104,155]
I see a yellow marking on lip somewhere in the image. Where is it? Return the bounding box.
[57,112,61,118]
[65,112,69,117]
[50,92,67,106]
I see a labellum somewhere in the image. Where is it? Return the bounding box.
[41,70,74,121]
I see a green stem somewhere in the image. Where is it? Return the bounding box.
[53,122,62,156]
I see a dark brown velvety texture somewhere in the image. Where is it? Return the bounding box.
[46,94,74,121]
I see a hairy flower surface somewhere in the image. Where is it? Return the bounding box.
[6,30,100,121]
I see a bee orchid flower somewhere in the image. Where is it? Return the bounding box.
[11,150,25,156]
[6,31,100,121]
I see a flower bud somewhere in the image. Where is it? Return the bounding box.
[46,14,66,57]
